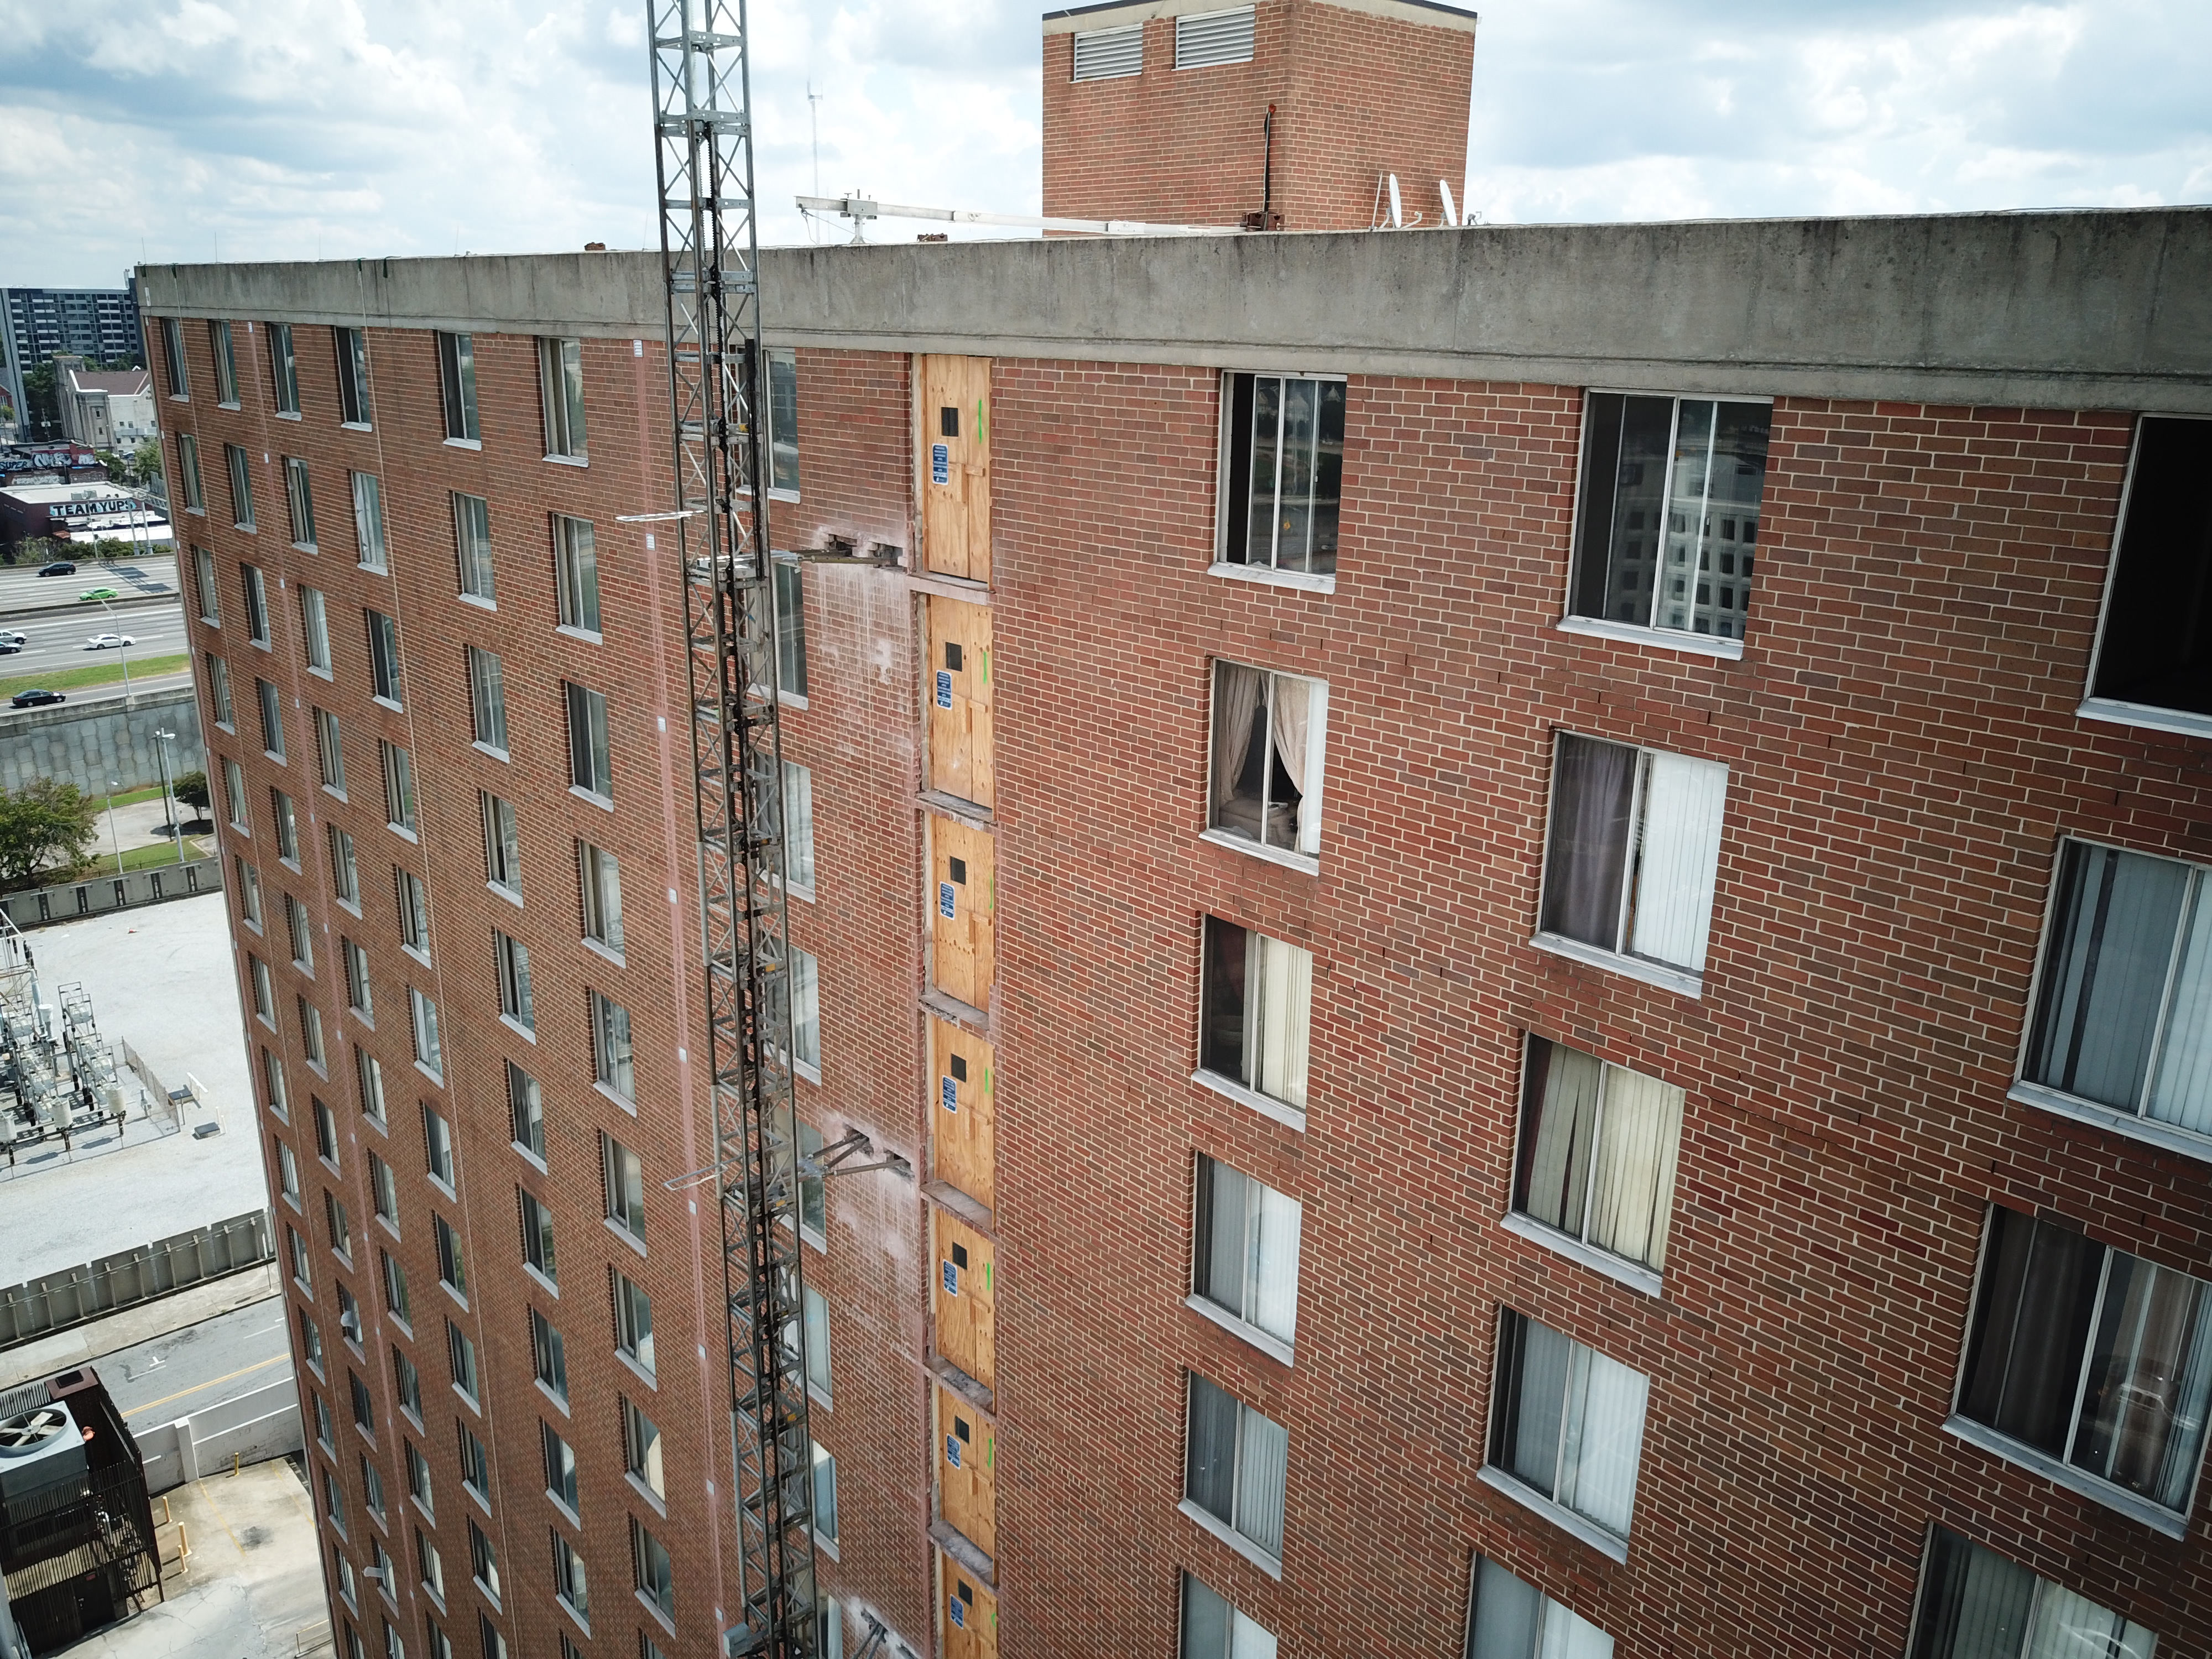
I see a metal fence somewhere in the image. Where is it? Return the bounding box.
[0,856,220,930]
[0,1209,272,1349]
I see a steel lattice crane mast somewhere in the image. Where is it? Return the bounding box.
[645,4,818,1652]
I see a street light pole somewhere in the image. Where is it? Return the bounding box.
[97,597,132,707]
[104,775,123,876]
[154,726,185,867]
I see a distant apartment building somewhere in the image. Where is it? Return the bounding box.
[1,283,147,442]
[136,5,2212,1658]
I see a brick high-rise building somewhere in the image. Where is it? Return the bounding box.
[140,41,2212,1659]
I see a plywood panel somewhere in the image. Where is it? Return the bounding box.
[920,354,992,583]
[933,1210,995,1390]
[936,1381,996,1556]
[926,594,995,810]
[930,1018,997,1209]
[930,816,995,1011]
[939,1549,999,1659]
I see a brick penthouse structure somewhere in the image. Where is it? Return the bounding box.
[139,7,2212,1659]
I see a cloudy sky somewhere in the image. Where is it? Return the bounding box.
[1,0,2207,289]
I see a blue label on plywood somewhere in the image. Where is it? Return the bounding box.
[939,881,955,919]
[935,670,953,708]
[945,1434,962,1468]
[932,442,950,486]
[950,1597,966,1630]
[942,1260,958,1295]
[941,1076,958,1113]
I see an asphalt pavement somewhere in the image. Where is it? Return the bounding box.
[0,593,188,677]
[0,555,176,614]
[95,1296,293,1424]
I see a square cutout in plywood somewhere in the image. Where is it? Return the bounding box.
[933,1209,995,1391]
[921,355,992,583]
[930,815,995,1013]
[927,595,994,811]
[931,1018,996,1211]
[935,1380,995,1557]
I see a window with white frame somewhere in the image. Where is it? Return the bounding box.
[1176,6,1254,68]
[382,742,416,834]
[286,457,317,547]
[614,1272,654,1375]
[1184,1372,1287,1565]
[249,954,274,1023]
[480,793,522,898]
[330,825,359,907]
[789,946,820,1072]
[334,326,371,425]
[193,545,220,624]
[223,758,249,832]
[358,1050,388,1126]
[159,317,186,396]
[301,586,331,671]
[467,1521,498,1603]
[434,1215,466,1297]
[410,988,442,1077]
[552,515,600,633]
[1513,1035,1683,1280]
[207,652,233,727]
[565,683,611,798]
[243,562,270,642]
[1192,1154,1301,1350]
[235,855,261,926]
[284,891,312,969]
[1954,1203,2212,1528]
[539,338,587,459]
[802,1285,831,1401]
[797,1121,825,1239]
[2083,415,2212,733]
[269,322,298,413]
[553,1531,588,1620]
[436,332,479,442]
[353,472,388,569]
[580,842,623,951]
[448,1321,479,1399]
[1072,22,1142,80]
[176,434,205,510]
[773,561,807,698]
[781,762,814,895]
[1219,373,1344,578]
[382,1249,409,1324]
[1907,1527,2157,1659]
[299,998,326,1068]
[396,867,430,955]
[2018,838,2212,1156]
[258,679,285,760]
[271,788,299,864]
[508,1062,543,1159]
[467,648,508,753]
[603,1133,646,1243]
[806,1446,835,1549]
[1209,662,1327,859]
[542,1421,578,1509]
[211,320,238,404]
[1199,916,1313,1117]
[592,991,633,1098]
[1568,393,1772,644]
[494,930,534,1030]
[367,609,402,704]
[421,1103,456,1187]
[1536,732,1726,985]
[624,1397,664,1498]
[453,493,494,603]
[520,1188,556,1284]
[1181,1573,1277,1659]
[634,1518,675,1616]
[1488,1309,1649,1549]
[316,708,346,793]
[1465,1558,1614,1659]
[227,444,255,530]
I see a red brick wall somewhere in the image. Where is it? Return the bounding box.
[983,363,2212,1655]
[1042,1,1474,231]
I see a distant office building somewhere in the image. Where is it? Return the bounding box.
[1,284,146,444]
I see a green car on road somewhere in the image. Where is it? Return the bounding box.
[78,586,120,602]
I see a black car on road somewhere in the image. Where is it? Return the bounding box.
[9,689,65,708]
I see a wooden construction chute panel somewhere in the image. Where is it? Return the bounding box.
[935,1381,997,1556]
[933,1209,997,1390]
[937,1548,999,1659]
[921,354,992,583]
[927,594,995,811]
[930,816,996,1013]
[930,1018,997,1211]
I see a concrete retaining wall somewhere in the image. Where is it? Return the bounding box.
[0,684,204,796]
[0,854,220,929]
[135,1374,302,1495]
[0,1209,271,1348]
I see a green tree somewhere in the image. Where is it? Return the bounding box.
[0,780,101,890]
[173,769,211,813]
[21,363,58,440]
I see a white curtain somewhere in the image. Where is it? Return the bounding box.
[1213,663,1264,814]
[1229,1611,1279,1659]
[1556,1343,1648,1539]
[1270,675,1310,846]
[782,763,815,891]
[1539,1605,1616,1659]
[1947,1541,2036,1659]
[1250,1186,1302,1344]
[1587,1067,1684,1271]
[1523,1045,1602,1236]
[1253,935,1313,1109]
[2026,1583,2158,1659]
[1628,753,1728,973]
[1234,1407,1288,1559]
[2148,873,2212,1135]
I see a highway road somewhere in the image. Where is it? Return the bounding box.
[0,596,189,685]
[94,1297,293,1427]
[0,555,177,614]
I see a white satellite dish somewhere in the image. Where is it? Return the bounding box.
[1387,174,1404,228]
[1439,180,1459,228]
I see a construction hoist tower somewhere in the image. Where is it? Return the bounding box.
[647,4,818,1653]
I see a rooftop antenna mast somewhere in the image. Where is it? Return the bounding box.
[645,2,819,1652]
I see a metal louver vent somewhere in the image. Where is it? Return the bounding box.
[1073,23,1143,80]
[1176,6,1255,69]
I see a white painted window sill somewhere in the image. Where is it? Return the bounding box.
[810,1533,838,1563]
[487,880,522,910]
[513,1140,547,1173]
[554,624,601,645]
[457,592,496,613]
[604,1217,648,1259]
[523,1263,558,1300]
[2075,696,2212,744]
[1208,560,1336,594]
[570,785,614,813]
[1177,1498,1282,1580]
[1530,931,1703,999]
[779,690,809,711]
[625,1471,667,1515]
[341,422,373,433]
[1500,1212,1663,1296]
[1199,826,1319,877]
[307,665,332,682]
[1183,1295,1295,1366]
[1476,1466,1630,1563]
[371,695,403,714]
[1942,1415,2188,1539]
[473,741,509,764]
[275,411,302,422]
[413,1060,442,1086]
[793,1058,822,1087]
[546,1491,581,1528]
[1556,614,1746,661]
[452,1384,481,1416]
[400,945,431,969]
[543,452,588,469]
[556,1597,589,1637]
[292,542,317,556]
[615,1350,657,1391]
[444,437,481,451]
[595,1079,637,1115]
[534,1379,569,1417]
[1191,1069,1306,1134]
[387,825,418,844]
[358,561,388,576]
[2007,1079,2212,1166]
[582,938,625,969]
[500,1014,536,1044]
